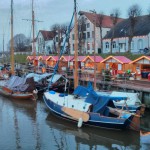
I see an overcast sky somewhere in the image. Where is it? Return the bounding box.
[0,0,149,51]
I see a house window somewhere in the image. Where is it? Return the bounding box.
[72,44,74,51]
[106,42,109,49]
[87,23,90,28]
[87,32,90,38]
[72,34,74,40]
[87,42,90,50]
[131,41,134,50]
[84,18,87,22]
[112,41,116,48]
[138,39,143,50]
[106,63,109,69]
[56,37,58,42]
[83,33,86,39]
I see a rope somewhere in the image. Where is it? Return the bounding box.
[47,11,75,90]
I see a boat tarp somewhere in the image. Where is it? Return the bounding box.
[5,75,35,92]
[85,91,115,114]
[5,76,26,89]
[74,83,115,114]
[73,82,94,97]
[73,86,90,97]
[26,73,52,82]
[47,74,62,83]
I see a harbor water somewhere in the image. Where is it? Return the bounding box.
[0,95,150,150]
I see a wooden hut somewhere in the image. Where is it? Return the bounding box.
[71,56,86,70]
[39,56,50,66]
[26,56,42,66]
[101,56,132,75]
[82,55,104,71]
[46,56,58,68]
[130,56,150,79]
[59,56,74,71]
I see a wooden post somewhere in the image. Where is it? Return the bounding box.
[74,0,78,89]
[11,0,15,75]
[32,0,36,72]
[93,12,96,90]
[90,10,97,90]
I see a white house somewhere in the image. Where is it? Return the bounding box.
[34,30,55,55]
[33,30,68,55]
[103,15,150,54]
[69,11,123,55]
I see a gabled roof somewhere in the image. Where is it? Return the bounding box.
[38,30,56,41]
[60,56,74,61]
[79,11,124,28]
[82,55,103,63]
[72,56,86,62]
[46,56,59,61]
[41,56,51,61]
[101,56,131,64]
[104,15,150,39]
[130,56,150,64]
[27,56,41,61]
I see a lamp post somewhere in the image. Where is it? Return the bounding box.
[90,10,96,90]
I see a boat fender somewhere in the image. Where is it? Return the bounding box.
[77,117,83,128]
[33,89,38,94]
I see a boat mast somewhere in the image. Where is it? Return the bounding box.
[32,0,36,72]
[10,0,15,74]
[74,0,78,89]
[2,33,5,64]
[93,11,97,90]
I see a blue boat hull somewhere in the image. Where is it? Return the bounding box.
[43,95,133,130]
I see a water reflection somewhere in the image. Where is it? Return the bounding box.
[0,95,150,150]
[46,113,140,150]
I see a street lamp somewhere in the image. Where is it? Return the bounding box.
[90,10,96,90]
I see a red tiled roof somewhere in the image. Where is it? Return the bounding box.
[79,11,124,28]
[27,56,40,60]
[60,56,74,61]
[130,56,150,64]
[82,55,103,63]
[101,56,131,64]
[41,56,50,60]
[51,56,59,61]
[39,30,56,41]
[72,56,86,62]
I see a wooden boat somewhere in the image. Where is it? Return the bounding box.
[43,86,141,130]
[0,86,34,100]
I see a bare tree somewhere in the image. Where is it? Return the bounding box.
[110,9,121,54]
[7,34,31,52]
[51,24,68,56]
[97,12,104,53]
[78,16,86,54]
[127,4,142,52]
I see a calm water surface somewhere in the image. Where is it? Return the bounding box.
[0,95,150,150]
